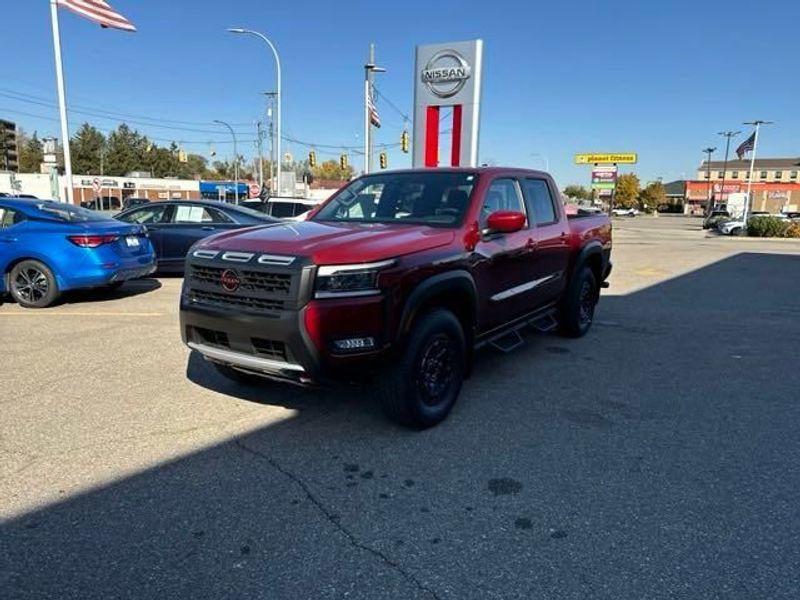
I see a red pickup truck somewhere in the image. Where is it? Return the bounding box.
[180,168,612,428]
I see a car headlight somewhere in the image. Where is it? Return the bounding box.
[314,259,395,299]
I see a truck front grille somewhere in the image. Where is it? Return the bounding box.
[189,289,285,312]
[190,265,291,295]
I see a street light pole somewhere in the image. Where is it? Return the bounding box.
[214,119,238,203]
[717,131,740,211]
[702,146,716,214]
[228,28,281,195]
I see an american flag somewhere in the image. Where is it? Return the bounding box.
[57,0,137,32]
[368,90,381,128]
[736,132,756,160]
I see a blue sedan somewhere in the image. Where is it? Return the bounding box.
[0,198,156,308]
[115,200,277,273]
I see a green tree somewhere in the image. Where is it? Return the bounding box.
[105,124,147,176]
[18,131,43,173]
[614,173,641,209]
[639,181,666,212]
[563,185,591,200]
[312,159,353,181]
[71,123,106,175]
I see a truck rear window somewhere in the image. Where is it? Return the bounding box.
[313,172,477,227]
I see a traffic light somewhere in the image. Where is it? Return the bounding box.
[340,154,349,170]
[379,151,388,169]
[308,151,317,168]
[401,130,409,154]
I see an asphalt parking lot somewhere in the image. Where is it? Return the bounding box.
[2,215,800,599]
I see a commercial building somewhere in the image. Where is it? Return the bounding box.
[665,157,800,215]
[0,119,19,173]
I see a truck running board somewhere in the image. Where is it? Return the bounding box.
[530,312,559,334]
[489,330,525,354]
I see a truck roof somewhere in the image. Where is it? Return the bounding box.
[360,167,551,177]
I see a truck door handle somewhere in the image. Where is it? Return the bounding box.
[526,238,537,251]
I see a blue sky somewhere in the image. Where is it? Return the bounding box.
[4,0,799,185]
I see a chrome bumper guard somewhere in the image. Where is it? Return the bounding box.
[188,342,305,376]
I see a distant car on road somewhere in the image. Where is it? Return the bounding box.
[717,212,785,235]
[80,196,122,212]
[0,198,156,308]
[612,207,639,217]
[115,200,278,273]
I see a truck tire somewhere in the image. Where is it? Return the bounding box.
[377,309,466,429]
[9,260,60,309]
[560,266,598,338]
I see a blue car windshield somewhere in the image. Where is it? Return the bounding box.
[36,202,110,222]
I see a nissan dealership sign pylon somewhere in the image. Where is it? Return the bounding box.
[413,40,484,168]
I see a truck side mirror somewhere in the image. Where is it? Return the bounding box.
[486,210,526,234]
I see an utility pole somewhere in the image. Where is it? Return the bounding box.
[742,120,773,226]
[263,91,277,194]
[702,146,716,214]
[717,131,740,211]
[364,43,385,174]
[256,121,264,189]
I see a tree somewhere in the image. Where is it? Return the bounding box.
[563,185,591,200]
[71,123,106,175]
[614,173,641,209]
[639,181,666,212]
[105,124,147,176]
[18,131,43,173]
[312,159,353,181]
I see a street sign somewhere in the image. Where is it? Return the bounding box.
[575,153,637,165]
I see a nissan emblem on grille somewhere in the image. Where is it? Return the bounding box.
[220,269,240,292]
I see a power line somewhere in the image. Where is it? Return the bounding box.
[371,86,410,124]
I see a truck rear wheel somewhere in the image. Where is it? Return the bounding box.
[560,266,598,338]
[377,309,466,429]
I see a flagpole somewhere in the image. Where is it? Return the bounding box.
[50,0,74,204]
[743,120,773,229]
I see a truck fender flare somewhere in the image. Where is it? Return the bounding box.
[574,241,604,273]
[398,270,478,340]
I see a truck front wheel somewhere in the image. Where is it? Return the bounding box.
[377,309,466,429]
[560,266,598,338]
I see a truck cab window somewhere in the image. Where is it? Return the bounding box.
[522,179,557,225]
[480,178,527,228]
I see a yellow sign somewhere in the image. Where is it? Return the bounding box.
[575,153,637,165]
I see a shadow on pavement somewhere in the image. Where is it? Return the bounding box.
[61,277,162,305]
[2,253,800,599]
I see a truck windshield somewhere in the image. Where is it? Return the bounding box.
[313,172,477,227]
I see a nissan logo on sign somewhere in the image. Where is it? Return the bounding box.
[220,269,241,292]
[421,50,471,98]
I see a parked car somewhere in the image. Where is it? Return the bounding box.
[717,212,785,235]
[181,167,613,428]
[115,200,278,273]
[0,198,156,308]
[80,196,122,212]
[121,197,150,211]
[612,207,638,217]
[703,208,730,229]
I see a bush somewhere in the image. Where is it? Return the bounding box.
[747,216,791,238]
[785,222,800,238]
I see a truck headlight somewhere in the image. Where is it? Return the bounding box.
[314,259,395,299]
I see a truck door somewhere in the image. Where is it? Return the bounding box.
[473,177,539,331]
[519,177,571,307]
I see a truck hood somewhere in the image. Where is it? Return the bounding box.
[198,220,456,264]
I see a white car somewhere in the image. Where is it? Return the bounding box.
[612,207,639,217]
[718,213,786,235]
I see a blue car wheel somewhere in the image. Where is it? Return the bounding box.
[9,259,60,308]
